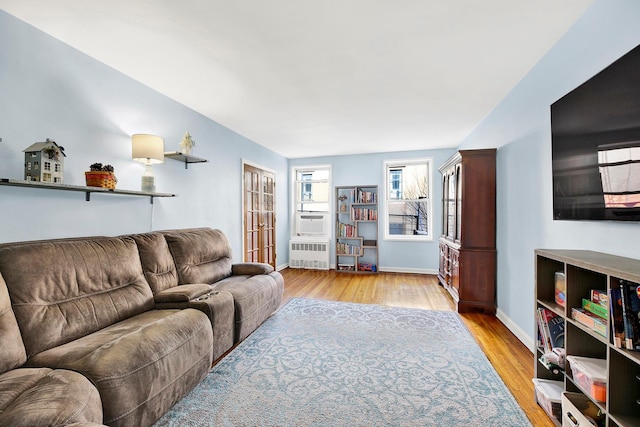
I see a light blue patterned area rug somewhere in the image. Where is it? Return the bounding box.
[155,298,532,427]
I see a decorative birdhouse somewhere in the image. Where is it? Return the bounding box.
[23,138,66,183]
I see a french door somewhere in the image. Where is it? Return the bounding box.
[243,163,276,268]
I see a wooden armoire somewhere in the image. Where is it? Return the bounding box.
[438,149,496,314]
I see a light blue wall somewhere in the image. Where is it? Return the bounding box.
[290,149,455,273]
[0,11,289,267]
[459,0,640,347]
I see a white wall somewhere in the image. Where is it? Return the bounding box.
[0,11,289,268]
[459,0,640,348]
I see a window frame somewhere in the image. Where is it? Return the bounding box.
[383,158,433,242]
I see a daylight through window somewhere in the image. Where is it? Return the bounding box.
[384,159,432,240]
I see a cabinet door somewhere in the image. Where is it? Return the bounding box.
[447,170,456,238]
[450,248,460,300]
[438,242,448,280]
[442,174,449,236]
[455,164,462,241]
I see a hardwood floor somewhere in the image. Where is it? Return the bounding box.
[280,268,554,427]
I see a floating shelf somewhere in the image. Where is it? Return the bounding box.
[164,151,208,169]
[0,178,176,204]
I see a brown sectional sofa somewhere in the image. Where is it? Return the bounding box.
[0,228,284,427]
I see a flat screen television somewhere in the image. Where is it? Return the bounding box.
[551,43,640,221]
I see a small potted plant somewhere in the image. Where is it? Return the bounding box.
[85,163,117,189]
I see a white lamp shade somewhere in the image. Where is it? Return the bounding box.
[132,134,164,164]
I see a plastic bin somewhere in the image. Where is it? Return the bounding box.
[561,392,605,427]
[533,378,563,421]
[566,355,607,403]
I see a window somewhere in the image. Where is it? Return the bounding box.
[293,166,330,212]
[55,164,61,172]
[384,159,432,240]
[44,162,51,171]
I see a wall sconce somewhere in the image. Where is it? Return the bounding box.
[131,134,164,192]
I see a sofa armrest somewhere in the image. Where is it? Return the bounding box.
[231,262,274,276]
[154,284,213,303]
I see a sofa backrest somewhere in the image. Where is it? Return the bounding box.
[128,232,179,294]
[161,228,232,284]
[0,272,27,374]
[0,237,154,358]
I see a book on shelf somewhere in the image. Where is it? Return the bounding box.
[619,279,640,351]
[571,308,607,338]
[336,242,361,255]
[590,289,608,307]
[609,287,625,349]
[537,307,564,352]
[336,222,356,237]
[582,298,608,320]
[357,189,376,204]
[351,207,377,221]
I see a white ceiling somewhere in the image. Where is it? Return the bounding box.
[1,1,594,158]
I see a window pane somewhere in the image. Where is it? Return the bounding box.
[387,200,429,235]
[385,159,431,239]
[399,164,428,200]
[295,167,330,212]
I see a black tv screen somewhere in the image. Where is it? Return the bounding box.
[551,43,640,221]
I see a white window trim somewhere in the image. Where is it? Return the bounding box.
[383,158,434,242]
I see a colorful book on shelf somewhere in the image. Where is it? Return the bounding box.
[571,308,608,338]
[336,222,356,237]
[537,307,564,352]
[582,298,608,320]
[357,189,376,204]
[609,287,625,349]
[590,289,608,307]
[619,280,640,351]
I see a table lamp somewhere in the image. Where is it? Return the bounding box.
[132,134,164,192]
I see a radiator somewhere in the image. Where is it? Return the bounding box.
[289,240,330,270]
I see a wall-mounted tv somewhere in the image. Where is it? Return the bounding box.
[551,43,640,221]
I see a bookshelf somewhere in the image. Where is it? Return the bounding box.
[335,185,378,273]
[534,249,640,427]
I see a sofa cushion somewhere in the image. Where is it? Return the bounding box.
[211,273,283,342]
[26,308,213,427]
[0,273,26,374]
[162,228,233,284]
[128,232,179,294]
[0,237,154,358]
[0,367,103,426]
[232,262,275,275]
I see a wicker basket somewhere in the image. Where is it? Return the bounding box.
[85,171,117,189]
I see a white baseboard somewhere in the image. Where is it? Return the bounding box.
[496,308,535,353]
[328,263,437,275]
[377,266,438,275]
[277,263,289,271]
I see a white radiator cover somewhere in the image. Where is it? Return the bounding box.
[289,240,330,270]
